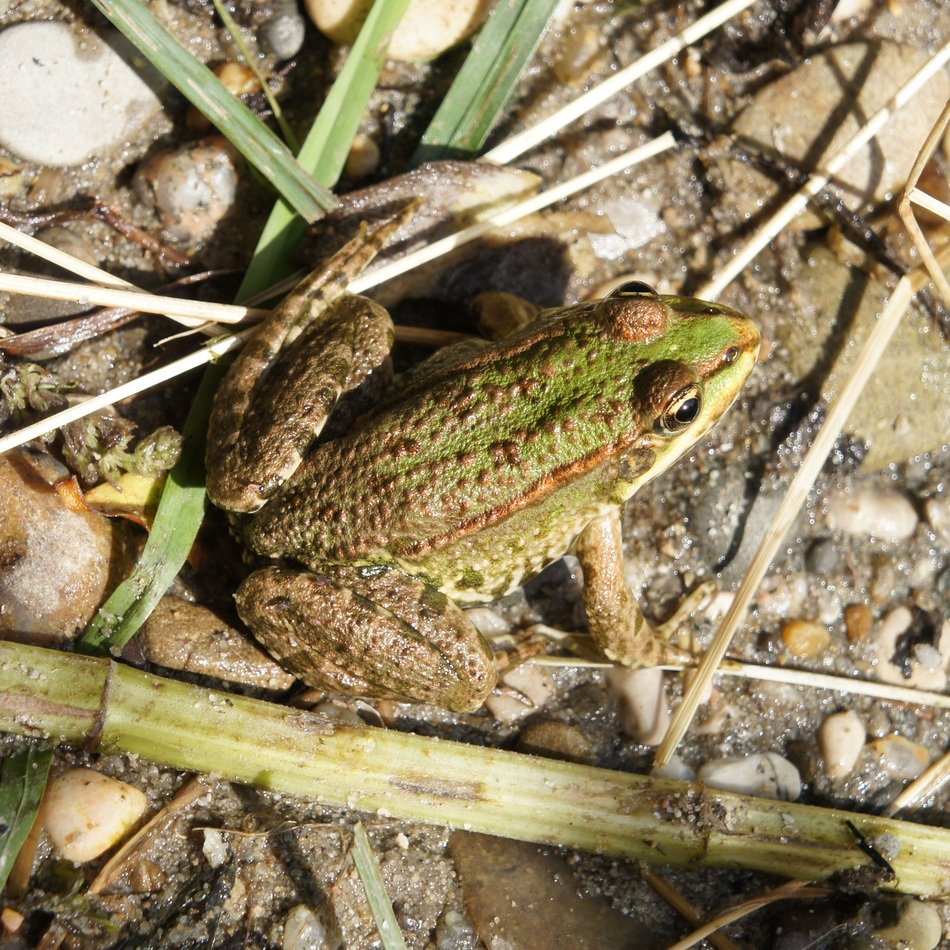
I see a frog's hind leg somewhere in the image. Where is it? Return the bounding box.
[206,209,411,514]
[574,510,703,668]
[235,564,497,712]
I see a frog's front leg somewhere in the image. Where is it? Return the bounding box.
[574,510,696,668]
[235,563,497,712]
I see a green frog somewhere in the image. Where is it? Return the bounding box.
[206,213,759,712]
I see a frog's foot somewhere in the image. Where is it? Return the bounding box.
[574,511,709,669]
[235,564,497,713]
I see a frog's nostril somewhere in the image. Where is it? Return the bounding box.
[723,346,740,364]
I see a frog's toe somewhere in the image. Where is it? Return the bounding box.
[235,566,496,712]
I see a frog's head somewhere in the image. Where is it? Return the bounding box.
[596,282,760,498]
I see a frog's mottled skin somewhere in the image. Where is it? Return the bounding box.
[207,215,759,712]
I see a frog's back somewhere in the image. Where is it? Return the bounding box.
[244,310,647,572]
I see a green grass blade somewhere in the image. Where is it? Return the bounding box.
[88,0,334,221]
[237,0,412,300]
[79,363,218,653]
[412,0,560,164]
[352,823,409,950]
[211,0,299,151]
[0,747,53,891]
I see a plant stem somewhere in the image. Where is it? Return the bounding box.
[1,641,946,898]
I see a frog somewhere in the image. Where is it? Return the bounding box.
[206,211,760,712]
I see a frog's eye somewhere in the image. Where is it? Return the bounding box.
[609,281,660,299]
[659,384,702,434]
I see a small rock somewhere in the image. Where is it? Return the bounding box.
[873,899,943,950]
[517,720,594,764]
[42,768,147,863]
[306,0,492,61]
[924,493,950,547]
[282,904,329,950]
[844,604,873,643]
[805,538,841,575]
[344,133,380,180]
[448,833,653,948]
[819,710,865,779]
[0,451,118,643]
[134,596,296,691]
[485,664,553,723]
[0,22,164,166]
[435,909,479,950]
[698,753,801,801]
[605,667,670,746]
[869,735,930,781]
[553,24,604,85]
[718,42,949,225]
[781,619,831,658]
[651,757,695,782]
[872,607,948,691]
[262,0,307,59]
[134,138,241,248]
[826,486,918,542]
[0,156,24,198]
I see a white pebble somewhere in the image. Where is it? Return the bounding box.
[262,0,307,60]
[825,486,918,542]
[134,139,240,248]
[651,757,695,782]
[873,900,943,950]
[283,904,328,950]
[873,608,948,691]
[305,0,491,61]
[605,667,670,746]
[870,735,930,781]
[42,768,147,863]
[819,710,865,779]
[485,664,553,723]
[924,493,950,547]
[202,827,230,868]
[698,753,801,801]
[0,23,163,166]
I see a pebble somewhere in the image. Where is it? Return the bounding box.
[698,753,802,801]
[0,22,164,166]
[819,710,865,779]
[869,735,930,781]
[805,538,841,575]
[133,596,296,691]
[781,619,831,658]
[844,604,873,643]
[261,0,307,60]
[282,904,329,950]
[0,451,117,644]
[447,832,653,948]
[872,900,943,950]
[651,757,696,782]
[872,607,948,691]
[42,768,147,863]
[825,486,918,542]
[516,720,595,764]
[485,664,553,723]
[344,133,380,180]
[605,667,670,746]
[305,0,492,61]
[0,156,25,198]
[924,493,950,547]
[134,138,241,248]
[717,42,949,225]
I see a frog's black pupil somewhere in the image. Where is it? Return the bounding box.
[675,397,699,423]
[612,280,657,298]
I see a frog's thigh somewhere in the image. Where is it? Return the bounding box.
[235,564,496,712]
[574,511,685,668]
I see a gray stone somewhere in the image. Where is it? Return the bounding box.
[0,22,164,166]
